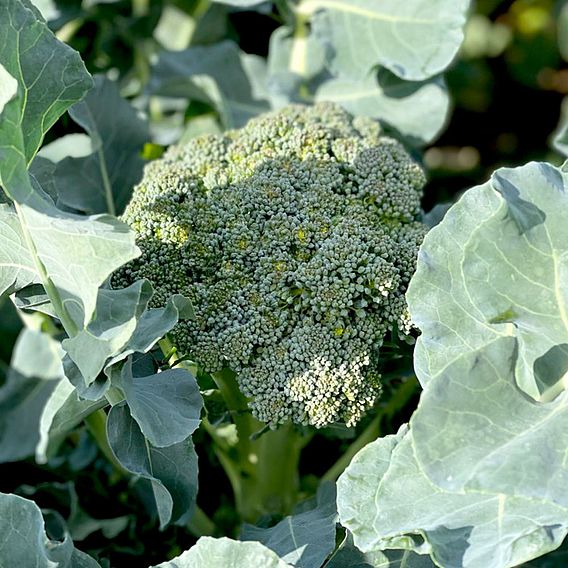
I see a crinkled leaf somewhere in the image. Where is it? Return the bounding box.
[47,75,149,215]
[107,403,198,529]
[153,537,293,568]
[267,27,448,145]
[241,483,337,568]
[315,73,449,145]
[0,492,100,567]
[412,337,568,508]
[114,359,202,448]
[337,418,568,568]
[0,329,63,463]
[0,0,92,201]
[19,199,139,328]
[341,161,568,565]
[297,0,470,82]
[407,162,568,400]
[148,41,270,128]
[62,280,191,386]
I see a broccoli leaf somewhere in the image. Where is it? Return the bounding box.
[407,162,568,401]
[0,0,139,333]
[297,0,470,83]
[113,358,202,448]
[241,482,338,568]
[17,200,139,329]
[43,75,150,215]
[148,41,270,128]
[61,280,191,386]
[0,329,63,463]
[412,338,568,504]
[0,492,100,567]
[337,374,568,568]
[107,402,198,529]
[338,162,568,566]
[314,73,450,146]
[267,27,450,145]
[0,0,93,201]
[153,537,293,568]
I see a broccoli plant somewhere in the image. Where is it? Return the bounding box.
[3,0,568,567]
[118,103,426,429]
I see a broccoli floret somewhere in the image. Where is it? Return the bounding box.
[117,102,427,428]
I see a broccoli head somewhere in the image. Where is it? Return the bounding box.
[117,102,427,428]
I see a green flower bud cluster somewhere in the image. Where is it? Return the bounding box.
[117,102,427,428]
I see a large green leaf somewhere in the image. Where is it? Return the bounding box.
[407,162,568,400]
[62,280,191,385]
[297,0,470,82]
[267,27,449,145]
[44,76,149,215]
[107,403,198,529]
[19,200,139,328]
[153,537,293,568]
[0,1,139,334]
[412,338,568,508]
[114,360,202,448]
[148,41,270,128]
[0,196,136,332]
[241,483,337,568]
[315,73,449,146]
[0,0,92,200]
[0,329,63,463]
[0,492,100,567]
[337,398,568,567]
[338,163,568,566]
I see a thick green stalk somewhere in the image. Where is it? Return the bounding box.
[187,506,216,537]
[210,369,305,521]
[161,340,306,522]
[253,423,303,515]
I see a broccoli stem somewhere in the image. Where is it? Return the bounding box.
[211,369,304,522]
